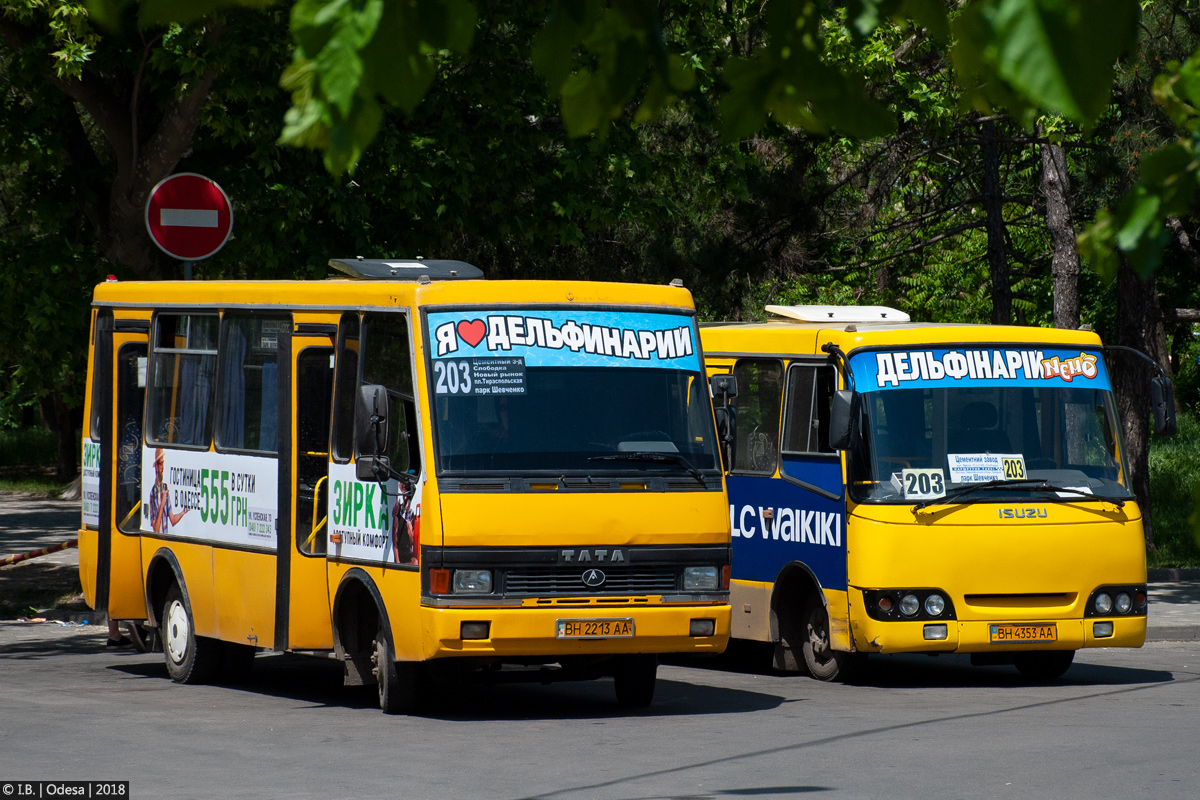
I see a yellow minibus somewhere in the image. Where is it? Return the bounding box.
[79,259,731,712]
[700,304,1174,681]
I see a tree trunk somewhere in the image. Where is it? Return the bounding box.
[981,119,1011,325]
[1039,131,1080,329]
[1111,260,1160,550]
[38,391,78,483]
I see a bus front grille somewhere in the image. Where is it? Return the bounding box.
[503,567,679,596]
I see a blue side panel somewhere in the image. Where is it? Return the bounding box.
[726,474,848,591]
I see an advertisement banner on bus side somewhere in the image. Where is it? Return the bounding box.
[726,474,848,591]
[140,447,278,550]
[426,309,701,382]
[326,462,422,565]
[849,347,1109,392]
[82,438,101,527]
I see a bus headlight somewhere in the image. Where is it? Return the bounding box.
[683,566,720,591]
[1094,592,1113,615]
[1115,592,1132,614]
[452,569,493,594]
[924,594,946,617]
[899,594,920,616]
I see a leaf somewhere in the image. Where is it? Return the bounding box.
[952,0,1140,127]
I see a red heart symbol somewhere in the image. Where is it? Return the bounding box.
[456,319,486,348]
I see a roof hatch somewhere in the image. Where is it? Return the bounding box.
[328,258,484,281]
[765,304,910,323]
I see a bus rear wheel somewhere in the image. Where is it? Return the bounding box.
[162,585,221,685]
[613,654,657,708]
[802,602,858,682]
[1013,650,1075,681]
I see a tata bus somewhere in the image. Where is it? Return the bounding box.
[79,259,731,713]
[700,304,1175,681]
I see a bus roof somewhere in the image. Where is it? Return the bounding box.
[91,276,698,313]
[699,314,1104,356]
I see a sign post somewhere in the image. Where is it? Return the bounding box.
[144,173,234,275]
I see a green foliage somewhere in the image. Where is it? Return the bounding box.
[532,0,694,137]
[952,0,1140,128]
[278,0,477,173]
[1147,412,1200,567]
[0,426,59,466]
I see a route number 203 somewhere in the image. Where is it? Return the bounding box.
[433,360,472,394]
[1002,457,1027,480]
[902,468,946,500]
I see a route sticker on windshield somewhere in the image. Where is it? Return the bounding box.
[947,453,1026,484]
[901,468,946,500]
[432,357,526,395]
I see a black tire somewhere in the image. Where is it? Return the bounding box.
[1013,650,1075,681]
[372,627,420,715]
[220,642,258,683]
[801,601,859,682]
[161,584,221,684]
[613,654,657,708]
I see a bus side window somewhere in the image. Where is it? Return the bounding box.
[782,363,836,455]
[331,313,360,463]
[146,313,218,448]
[732,359,783,474]
[359,313,421,477]
[216,314,289,454]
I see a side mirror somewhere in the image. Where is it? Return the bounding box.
[1151,376,1178,437]
[709,374,738,470]
[355,384,391,481]
[709,374,738,400]
[829,389,858,451]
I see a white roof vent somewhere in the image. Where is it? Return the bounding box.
[765,304,910,323]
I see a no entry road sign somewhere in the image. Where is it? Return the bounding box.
[145,173,234,261]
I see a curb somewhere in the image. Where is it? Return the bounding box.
[1148,568,1200,582]
[1146,626,1200,642]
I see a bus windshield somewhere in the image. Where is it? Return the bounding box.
[845,344,1133,503]
[426,307,719,478]
[433,366,718,473]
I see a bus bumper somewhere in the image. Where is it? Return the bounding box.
[852,616,1146,654]
[422,604,732,660]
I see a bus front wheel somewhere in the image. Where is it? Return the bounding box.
[802,602,858,682]
[1013,650,1075,681]
[613,654,657,708]
[162,585,221,684]
[371,628,420,715]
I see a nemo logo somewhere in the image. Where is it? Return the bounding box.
[1041,352,1098,383]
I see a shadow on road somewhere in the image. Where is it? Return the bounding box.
[676,644,1175,689]
[103,650,786,719]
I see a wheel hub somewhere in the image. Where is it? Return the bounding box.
[165,599,189,663]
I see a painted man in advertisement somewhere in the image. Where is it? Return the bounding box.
[391,481,420,565]
[148,448,189,534]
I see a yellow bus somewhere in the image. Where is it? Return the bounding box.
[79,259,731,712]
[700,305,1175,681]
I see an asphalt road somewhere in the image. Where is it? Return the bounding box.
[1,622,1198,800]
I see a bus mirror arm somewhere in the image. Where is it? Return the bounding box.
[1102,345,1178,437]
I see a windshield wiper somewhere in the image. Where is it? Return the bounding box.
[588,452,708,486]
[913,478,1126,513]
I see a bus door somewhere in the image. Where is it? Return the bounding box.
[95,316,151,621]
[288,326,337,649]
[776,359,851,644]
